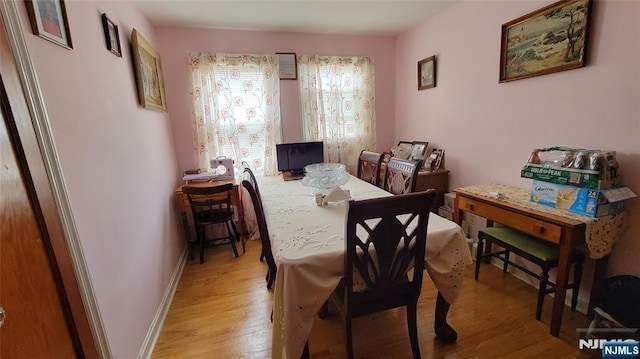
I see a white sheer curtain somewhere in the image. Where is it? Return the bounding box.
[188,52,282,175]
[297,55,376,173]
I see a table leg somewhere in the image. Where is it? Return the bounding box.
[179,212,194,260]
[549,231,576,336]
[231,186,247,235]
[434,292,457,343]
[588,255,609,316]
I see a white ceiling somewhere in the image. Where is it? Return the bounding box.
[133,0,458,36]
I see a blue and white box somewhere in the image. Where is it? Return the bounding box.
[530,180,636,217]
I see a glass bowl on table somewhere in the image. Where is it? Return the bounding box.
[301,163,350,197]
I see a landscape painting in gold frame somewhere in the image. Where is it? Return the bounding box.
[131,29,168,112]
[499,0,590,83]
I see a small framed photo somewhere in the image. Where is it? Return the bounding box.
[276,52,297,80]
[392,141,414,160]
[418,56,436,90]
[424,148,445,171]
[25,0,73,49]
[101,14,121,57]
[411,141,429,160]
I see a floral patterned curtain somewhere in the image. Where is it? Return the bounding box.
[297,55,376,174]
[188,52,282,175]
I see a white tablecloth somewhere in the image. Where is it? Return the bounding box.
[257,174,472,359]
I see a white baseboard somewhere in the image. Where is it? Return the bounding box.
[137,247,188,359]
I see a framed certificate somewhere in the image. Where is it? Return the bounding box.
[277,52,297,80]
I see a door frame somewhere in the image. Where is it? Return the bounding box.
[0,2,109,357]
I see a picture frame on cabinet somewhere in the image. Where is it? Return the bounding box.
[393,141,414,160]
[411,141,429,161]
[25,0,73,49]
[499,0,590,83]
[424,148,444,171]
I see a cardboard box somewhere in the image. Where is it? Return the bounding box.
[530,180,636,217]
[437,206,453,221]
[443,192,456,211]
[521,164,617,189]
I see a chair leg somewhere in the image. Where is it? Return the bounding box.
[267,267,276,290]
[503,250,510,273]
[475,236,484,280]
[187,239,194,261]
[571,258,584,312]
[198,227,206,264]
[225,221,239,258]
[230,220,244,254]
[345,315,354,359]
[407,302,421,359]
[536,266,550,321]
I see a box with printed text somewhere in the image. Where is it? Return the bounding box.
[530,180,636,217]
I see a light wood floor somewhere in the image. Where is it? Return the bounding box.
[152,239,594,358]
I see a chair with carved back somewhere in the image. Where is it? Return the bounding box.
[383,157,421,195]
[323,189,436,359]
[182,183,244,264]
[241,168,277,289]
[356,150,384,187]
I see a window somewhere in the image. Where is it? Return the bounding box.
[297,55,376,173]
[188,53,282,175]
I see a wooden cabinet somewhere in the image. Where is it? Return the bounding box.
[415,169,449,212]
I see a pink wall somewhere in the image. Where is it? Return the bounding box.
[10,0,639,356]
[395,0,640,277]
[154,27,396,173]
[16,1,182,357]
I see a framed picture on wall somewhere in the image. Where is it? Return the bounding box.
[25,0,73,49]
[418,56,436,90]
[277,52,297,80]
[499,0,590,83]
[131,29,168,112]
[101,13,122,57]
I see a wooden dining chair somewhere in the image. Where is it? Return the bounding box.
[182,183,244,264]
[323,189,436,359]
[356,150,384,187]
[241,165,265,261]
[383,157,421,195]
[241,168,277,289]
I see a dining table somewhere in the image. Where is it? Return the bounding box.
[256,174,473,359]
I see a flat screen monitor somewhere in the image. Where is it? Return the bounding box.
[276,141,324,174]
